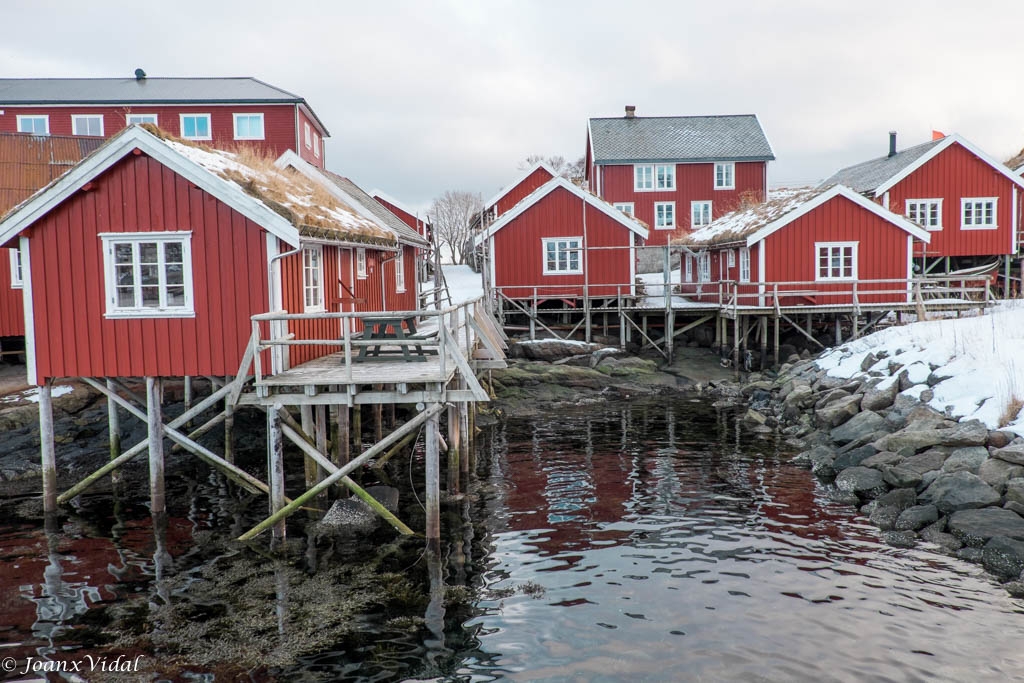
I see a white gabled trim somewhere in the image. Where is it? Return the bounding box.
[629,231,637,296]
[483,160,558,211]
[472,176,650,247]
[744,184,931,248]
[488,235,496,294]
[0,126,302,249]
[1013,187,1019,254]
[906,234,913,303]
[873,134,1024,195]
[20,237,35,384]
[882,191,889,210]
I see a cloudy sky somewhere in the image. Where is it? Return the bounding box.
[4,1,1024,213]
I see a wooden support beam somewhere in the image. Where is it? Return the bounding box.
[780,313,825,349]
[459,396,470,480]
[335,405,350,469]
[183,376,193,428]
[353,404,363,454]
[759,316,768,370]
[267,405,286,542]
[147,377,166,515]
[224,375,235,464]
[301,405,318,492]
[39,380,56,514]
[170,411,227,453]
[426,410,441,554]
[447,402,460,494]
[371,428,419,470]
[733,314,740,380]
[106,378,121,484]
[773,314,780,366]
[315,404,329,505]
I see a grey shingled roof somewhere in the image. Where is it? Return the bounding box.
[820,138,945,195]
[589,114,774,164]
[322,171,429,247]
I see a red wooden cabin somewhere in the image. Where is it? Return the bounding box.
[483,160,556,220]
[474,176,649,300]
[585,108,774,247]
[822,133,1024,269]
[0,133,106,341]
[0,125,419,386]
[0,74,329,169]
[676,185,931,308]
[372,191,431,241]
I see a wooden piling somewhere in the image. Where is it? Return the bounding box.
[732,314,740,380]
[335,405,350,497]
[459,399,470,479]
[301,405,318,491]
[106,378,121,484]
[759,316,768,370]
[773,314,780,366]
[314,404,328,506]
[224,375,235,464]
[426,410,441,554]
[447,402,460,494]
[146,377,166,515]
[267,404,286,542]
[183,375,193,427]
[353,405,363,454]
[39,380,57,514]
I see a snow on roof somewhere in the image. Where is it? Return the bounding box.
[678,186,825,247]
[161,131,395,246]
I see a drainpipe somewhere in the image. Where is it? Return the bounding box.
[268,242,302,374]
[380,251,398,312]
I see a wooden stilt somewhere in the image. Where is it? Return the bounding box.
[223,375,235,465]
[267,404,286,542]
[385,397,396,429]
[665,309,675,363]
[459,398,469,480]
[39,380,57,514]
[147,377,166,515]
[447,402,460,494]
[713,314,721,351]
[106,378,121,484]
[301,405,317,491]
[353,405,363,454]
[467,399,476,472]
[373,390,383,444]
[426,410,441,554]
[834,315,842,345]
[852,313,859,340]
[183,375,193,428]
[773,314,780,366]
[314,404,328,506]
[759,317,768,370]
[335,405,350,466]
[733,314,740,380]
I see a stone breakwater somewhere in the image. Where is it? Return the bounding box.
[748,352,1024,594]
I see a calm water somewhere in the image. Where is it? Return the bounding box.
[1,398,1023,681]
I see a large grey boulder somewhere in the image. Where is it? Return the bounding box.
[861,451,903,470]
[830,410,887,446]
[920,472,1000,514]
[517,340,601,361]
[834,466,888,500]
[943,420,990,447]
[833,445,878,472]
[861,379,899,412]
[920,518,962,553]
[983,537,1024,579]
[993,444,1024,466]
[895,504,939,531]
[783,384,815,411]
[898,362,932,391]
[870,505,900,531]
[1005,479,1024,506]
[873,428,952,454]
[883,466,923,490]
[317,499,379,536]
[941,447,989,475]
[948,508,1024,547]
[815,394,862,429]
[978,458,1024,494]
[900,449,949,475]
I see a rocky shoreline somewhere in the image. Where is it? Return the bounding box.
[746,351,1024,595]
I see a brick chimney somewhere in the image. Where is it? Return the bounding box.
[625,105,636,119]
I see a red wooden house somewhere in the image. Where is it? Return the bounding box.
[0,125,416,387]
[372,191,431,241]
[676,184,931,307]
[585,108,774,247]
[482,160,556,221]
[822,133,1024,270]
[0,133,106,343]
[474,176,649,300]
[0,74,329,168]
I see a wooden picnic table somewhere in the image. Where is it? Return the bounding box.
[355,315,434,362]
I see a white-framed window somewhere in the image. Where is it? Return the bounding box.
[739,247,750,283]
[313,132,321,158]
[180,114,212,140]
[356,247,367,279]
[691,200,712,228]
[613,202,634,216]
[302,246,324,312]
[633,164,674,191]
[233,113,265,140]
[816,241,857,281]
[654,201,676,230]
[395,246,406,292]
[72,114,103,136]
[100,232,194,317]
[542,237,582,274]
[9,248,23,289]
[16,115,48,135]
[961,198,997,230]
[714,162,735,190]
[906,199,942,230]
[126,113,158,126]
[304,122,312,149]
[697,253,711,282]
[727,249,735,267]
[684,254,693,282]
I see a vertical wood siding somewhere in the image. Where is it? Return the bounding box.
[295,108,325,168]
[374,196,429,238]
[0,250,24,336]
[887,143,1016,258]
[494,167,555,215]
[596,161,767,246]
[493,186,635,299]
[28,153,270,383]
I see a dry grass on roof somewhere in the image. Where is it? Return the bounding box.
[674,186,822,247]
[1006,146,1024,172]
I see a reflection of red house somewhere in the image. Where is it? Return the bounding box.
[677,184,931,307]
[474,176,649,300]
[822,133,1024,266]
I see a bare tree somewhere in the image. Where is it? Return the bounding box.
[429,190,482,265]
[519,154,587,186]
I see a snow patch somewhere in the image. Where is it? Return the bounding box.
[1,385,73,404]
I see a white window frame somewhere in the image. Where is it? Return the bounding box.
[905,198,943,231]
[72,114,104,137]
[356,247,367,279]
[542,237,583,275]
[633,164,674,191]
[634,164,653,191]
[613,202,634,216]
[302,245,325,312]
[395,246,406,292]
[9,248,23,289]
[16,115,48,135]
[304,122,312,149]
[313,132,321,158]
[126,113,158,126]
[179,113,212,140]
[697,253,711,283]
[654,201,676,230]
[815,241,858,282]
[233,113,265,141]
[655,164,675,190]
[714,162,735,190]
[739,247,750,283]
[691,200,712,228]
[100,232,194,318]
[961,197,998,230]
[684,254,693,282]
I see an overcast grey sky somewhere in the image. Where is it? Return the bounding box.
[4,1,1024,213]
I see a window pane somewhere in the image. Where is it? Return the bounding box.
[115,243,133,264]
[141,286,160,307]
[140,264,160,285]
[139,243,158,263]
[166,264,184,285]
[116,264,134,286]
[117,286,136,307]
[166,286,185,307]
[164,243,182,264]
